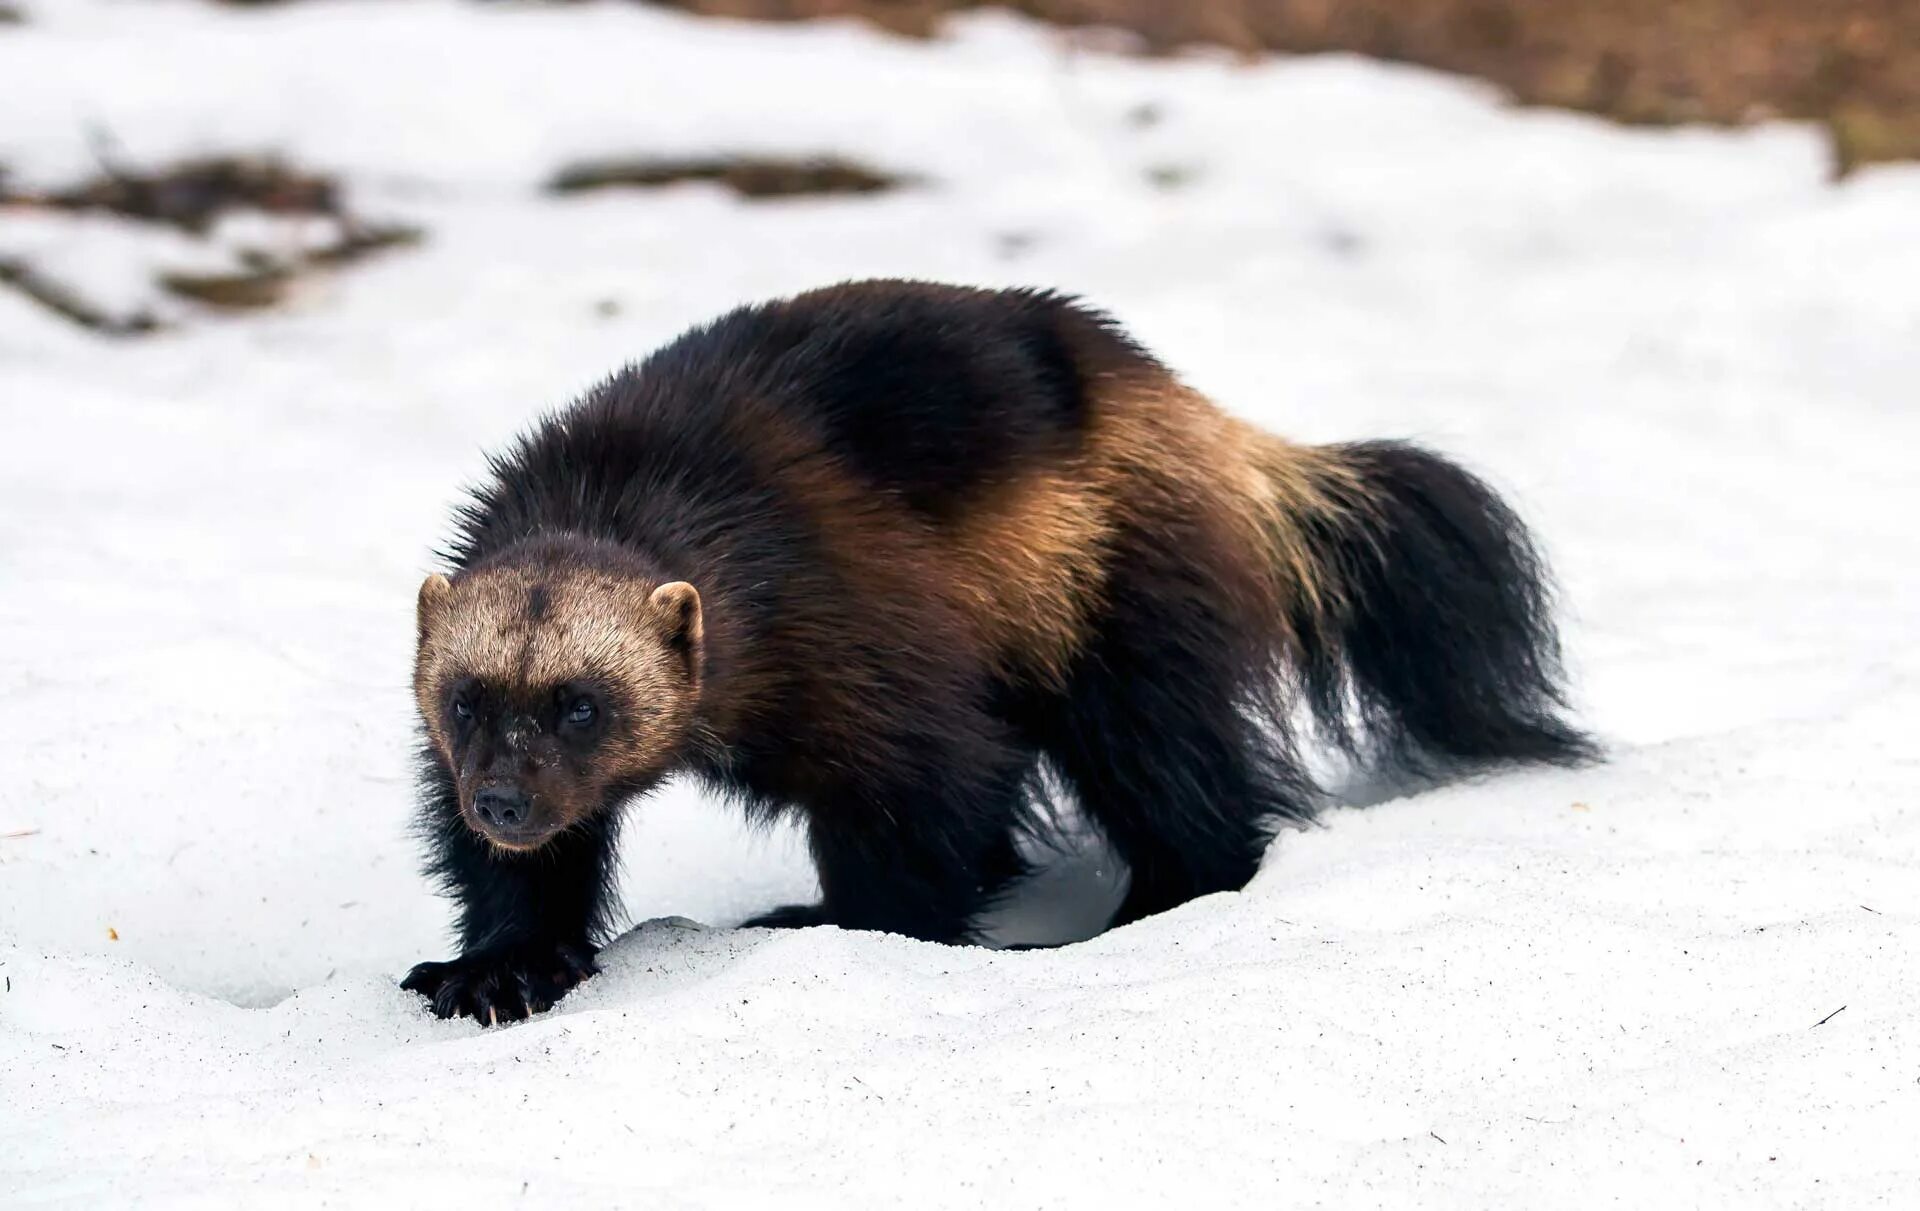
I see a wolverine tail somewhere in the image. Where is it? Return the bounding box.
[1250,436,1598,775]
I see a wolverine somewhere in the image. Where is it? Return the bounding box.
[401,279,1595,1023]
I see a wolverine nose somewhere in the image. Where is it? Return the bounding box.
[473,786,531,830]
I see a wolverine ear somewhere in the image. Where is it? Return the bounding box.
[417,574,453,643]
[645,581,704,683]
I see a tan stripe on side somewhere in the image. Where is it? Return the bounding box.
[1076,365,1374,660]
[939,462,1113,689]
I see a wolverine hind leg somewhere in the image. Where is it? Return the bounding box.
[745,735,1037,944]
[1016,531,1316,928]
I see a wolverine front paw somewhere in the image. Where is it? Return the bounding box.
[401,940,598,1025]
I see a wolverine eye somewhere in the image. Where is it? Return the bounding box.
[452,697,474,723]
[565,697,597,728]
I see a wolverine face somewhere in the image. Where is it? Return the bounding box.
[414,561,703,851]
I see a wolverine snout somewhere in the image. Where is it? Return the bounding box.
[465,780,555,849]
[472,784,531,831]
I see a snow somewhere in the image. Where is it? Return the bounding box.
[3,1,1918,1206]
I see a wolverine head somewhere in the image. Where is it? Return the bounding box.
[413,545,703,851]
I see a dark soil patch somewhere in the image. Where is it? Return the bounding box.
[642,0,1920,175]
[548,154,911,199]
[2,155,340,235]
[157,262,299,311]
[155,224,422,311]
[0,154,421,329]
[0,258,162,336]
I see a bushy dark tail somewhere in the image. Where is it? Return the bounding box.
[1275,439,1599,776]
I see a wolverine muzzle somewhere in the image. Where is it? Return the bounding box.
[472,785,530,830]
[468,783,555,848]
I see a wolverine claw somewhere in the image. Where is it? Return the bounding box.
[742,903,831,930]
[402,941,598,1025]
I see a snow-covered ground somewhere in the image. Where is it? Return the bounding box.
[3,1,1918,1206]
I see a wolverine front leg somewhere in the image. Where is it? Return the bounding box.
[401,756,618,1024]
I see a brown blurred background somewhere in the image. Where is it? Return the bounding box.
[649,0,1920,176]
